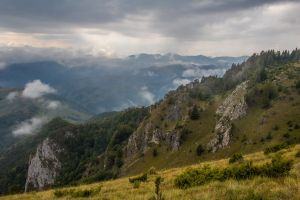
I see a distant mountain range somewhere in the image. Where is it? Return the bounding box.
[0,53,247,114]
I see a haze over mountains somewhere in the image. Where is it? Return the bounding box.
[0,47,247,113]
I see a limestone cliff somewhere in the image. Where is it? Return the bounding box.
[208,81,248,152]
[25,138,62,192]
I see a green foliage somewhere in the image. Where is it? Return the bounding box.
[256,68,268,83]
[189,105,200,120]
[264,143,289,154]
[266,132,273,140]
[196,144,205,156]
[174,158,293,189]
[132,181,141,189]
[223,49,300,91]
[179,127,191,144]
[246,82,278,108]
[229,153,244,164]
[55,107,149,186]
[129,173,148,184]
[189,89,211,101]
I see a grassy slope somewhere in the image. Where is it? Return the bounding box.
[123,62,300,176]
[1,144,299,200]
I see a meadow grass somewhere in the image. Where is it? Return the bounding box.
[1,144,299,200]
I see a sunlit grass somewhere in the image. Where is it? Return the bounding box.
[1,144,299,200]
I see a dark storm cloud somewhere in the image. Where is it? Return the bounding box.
[0,0,295,35]
[0,0,299,56]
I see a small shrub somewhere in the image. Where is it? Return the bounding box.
[196,144,205,156]
[129,173,148,183]
[229,153,244,164]
[260,157,293,177]
[180,127,191,143]
[132,181,140,189]
[283,132,290,139]
[264,143,289,154]
[241,135,248,143]
[153,148,158,157]
[148,167,157,175]
[266,132,273,140]
[189,105,200,120]
[272,125,279,131]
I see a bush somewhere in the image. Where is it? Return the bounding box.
[264,143,289,154]
[295,150,300,158]
[246,83,278,108]
[260,157,293,178]
[148,167,157,175]
[153,149,158,157]
[229,153,244,164]
[189,105,200,120]
[174,158,292,189]
[180,127,191,143]
[283,132,290,139]
[196,144,205,156]
[266,132,273,140]
[132,181,140,189]
[129,173,148,183]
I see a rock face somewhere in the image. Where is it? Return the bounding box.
[25,138,62,192]
[208,81,248,152]
[125,121,181,160]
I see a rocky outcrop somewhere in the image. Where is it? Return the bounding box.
[25,138,62,192]
[208,81,248,152]
[125,121,181,160]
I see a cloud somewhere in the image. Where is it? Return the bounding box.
[46,100,61,109]
[6,91,19,101]
[139,86,155,104]
[172,78,190,87]
[182,68,226,78]
[12,116,48,136]
[22,80,56,99]
[0,0,299,56]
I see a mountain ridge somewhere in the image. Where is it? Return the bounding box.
[0,49,299,195]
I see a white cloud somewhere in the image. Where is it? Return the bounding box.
[182,68,227,79]
[46,100,61,109]
[12,116,48,136]
[22,80,56,99]
[172,78,190,87]
[6,91,19,101]
[139,86,155,104]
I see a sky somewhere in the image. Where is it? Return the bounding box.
[0,0,299,57]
